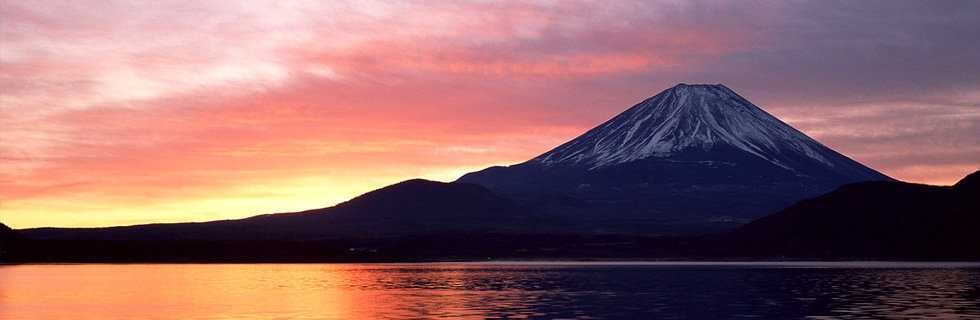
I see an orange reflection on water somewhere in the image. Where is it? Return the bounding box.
[0,264,376,319]
[0,264,541,319]
[2,263,979,319]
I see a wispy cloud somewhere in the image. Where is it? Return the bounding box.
[2,0,977,228]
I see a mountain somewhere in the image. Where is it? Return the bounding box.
[13,84,914,262]
[458,84,893,234]
[15,179,702,262]
[22,179,542,242]
[1,223,36,262]
[728,170,980,260]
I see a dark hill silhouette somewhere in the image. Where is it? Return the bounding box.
[728,170,980,260]
[22,179,544,242]
[10,173,978,262]
[12,180,707,263]
[1,223,36,262]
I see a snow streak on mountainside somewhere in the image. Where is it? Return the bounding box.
[529,84,886,180]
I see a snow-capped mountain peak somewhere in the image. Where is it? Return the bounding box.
[530,84,839,174]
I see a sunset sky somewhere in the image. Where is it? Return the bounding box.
[2,1,978,229]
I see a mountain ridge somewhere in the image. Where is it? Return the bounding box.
[728,170,980,259]
[20,179,543,242]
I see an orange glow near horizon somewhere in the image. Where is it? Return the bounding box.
[1,1,978,229]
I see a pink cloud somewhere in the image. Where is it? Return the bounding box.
[1,1,977,228]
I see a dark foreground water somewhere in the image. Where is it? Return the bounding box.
[1,262,978,319]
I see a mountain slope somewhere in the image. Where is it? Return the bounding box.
[728,170,980,260]
[1,223,36,262]
[21,179,542,241]
[459,84,893,234]
[532,84,883,181]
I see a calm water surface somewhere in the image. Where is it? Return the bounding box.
[1,262,979,319]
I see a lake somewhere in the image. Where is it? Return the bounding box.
[1,262,978,319]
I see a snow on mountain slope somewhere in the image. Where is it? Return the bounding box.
[529,84,884,180]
